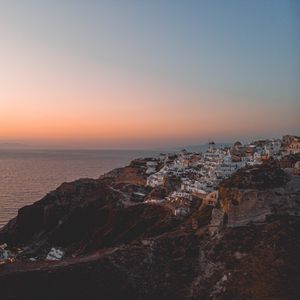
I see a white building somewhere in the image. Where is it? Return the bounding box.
[146,172,165,187]
[174,207,190,216]
[146,161,158,175]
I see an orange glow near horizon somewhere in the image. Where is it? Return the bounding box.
[1,67,299,148]
[1,26,299,149]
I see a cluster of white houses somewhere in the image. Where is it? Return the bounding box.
[145,135,300,216]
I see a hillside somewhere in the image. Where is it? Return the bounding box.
[0,161,299,300]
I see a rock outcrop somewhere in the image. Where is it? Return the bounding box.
[217,165,300,227]
[0,179,178,258]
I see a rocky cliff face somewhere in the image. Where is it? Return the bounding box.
[0,163,299,300]
[0,179,177,258]
[217,165,300,228]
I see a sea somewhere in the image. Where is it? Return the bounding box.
[0,149,161,228]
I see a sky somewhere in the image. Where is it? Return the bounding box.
[0,0,299,149]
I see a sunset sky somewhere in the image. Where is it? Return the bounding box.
[0,0,299,149]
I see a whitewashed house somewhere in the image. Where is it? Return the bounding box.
[146,161,158,175]
[146,172,165,187]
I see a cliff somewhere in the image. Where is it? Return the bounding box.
[0,162,299,300]
[218,165,300,227]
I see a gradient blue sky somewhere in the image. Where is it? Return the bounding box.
[0,0,299,148]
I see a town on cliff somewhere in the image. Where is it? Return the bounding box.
[0,134,299,300]
[1,134,299,263]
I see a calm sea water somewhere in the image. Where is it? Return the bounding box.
[0,149,159,227]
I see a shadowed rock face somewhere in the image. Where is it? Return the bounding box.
[0,179,119,247]
[0,178,178,258]
[218,165,300,227]
[0,163,300,300]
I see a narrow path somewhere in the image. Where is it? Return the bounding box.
[0,247,119,276]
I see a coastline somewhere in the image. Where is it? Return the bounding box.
[0,138,299,299]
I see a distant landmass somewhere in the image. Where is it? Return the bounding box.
[0,142,30,149]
